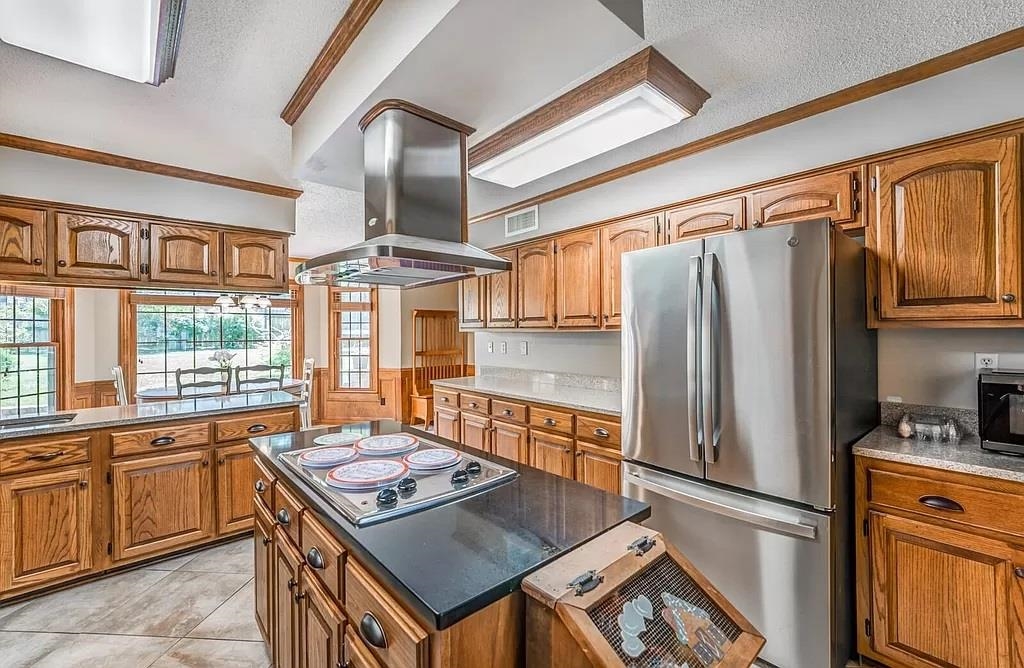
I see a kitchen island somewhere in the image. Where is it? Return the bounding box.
[249,420,650,668]
[0,391,302,603]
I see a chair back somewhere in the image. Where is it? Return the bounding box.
[110,365,129,406]
[235,364,286,393]
[174,367,231,399]
[299,357,315,429]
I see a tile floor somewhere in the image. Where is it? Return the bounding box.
[0,538,268,668]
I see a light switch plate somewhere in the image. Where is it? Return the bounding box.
[519,341,528,356]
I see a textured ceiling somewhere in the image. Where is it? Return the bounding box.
[292,180,364,258]
[466,0,1024,215]
[0,0,350,184]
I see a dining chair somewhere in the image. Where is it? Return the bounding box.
[235,364,287,393]
[110,365,129,407]
[174,367,231,399]
[299,357,315,430]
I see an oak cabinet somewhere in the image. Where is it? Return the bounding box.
[111,450,214,562]
[223,231,287,290]
[148,224,220,286]
[460,412,492,454]
[301,572,345,668]
[345,627,384,668]
[273,527,303,668]
[254,503,274,645]
[749,168,862,230]
[554,229,601,328]
[491,420,528,464]
[870,135,1021,322]
[517,239,556,328]
[55,212,141,281]
[600,214,660,327]
[486,249,517,328]
[215,444,255,535]
[0,466,91,592]
[574,443,621,494]
[0,205,47,277]
[458,277,486,329]
[665,195,745,243]
[529,430,574,479]
[434,407,460,443]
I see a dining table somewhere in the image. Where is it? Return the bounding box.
[135,377,303,402]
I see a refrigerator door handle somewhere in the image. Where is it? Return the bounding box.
[686,255,702,462]
[701,251,719,463]
[626,469,818,540]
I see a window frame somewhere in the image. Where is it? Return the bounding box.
[328,286,378,394]
[0,286,72,414]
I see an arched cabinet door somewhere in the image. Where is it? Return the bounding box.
[223,232,287,291]
[665,195,745,243]
[148,224,221,286]
[872,135,1020,321]
[555,228,601,328]
[0,205,47,276]
[516,239,555,328]
[600,214,660,327]
[55,212,141,280]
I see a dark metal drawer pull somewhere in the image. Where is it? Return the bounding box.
[254,479,266,493]
[276,508,291,525]
[150,436,176,446]
[543,418,557,426]
[502,409,514,416]
[468,402,478,409]
[26,450,66,461]
[306,546,325,570]
[247,423,268,433]
[918,495,964,513]
[594,428,610,438]
[360,612,388,649]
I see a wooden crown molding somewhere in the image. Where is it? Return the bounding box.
[0,133,303,199]
[468,27,1024,224]
[280,0,384,125]
[467,47,709,169]
[358,99,475,136]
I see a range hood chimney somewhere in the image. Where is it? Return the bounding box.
[295,100,512,289]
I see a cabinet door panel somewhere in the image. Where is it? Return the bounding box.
[555,229,601,328]
[575,444,621,494]
[750,168,861,230]
[600,215,659,327]
[460,413,491,453]
[517,240,555,327]
[254,502,274,644]
[873,135,1020,321]
[491,420,528,463]
[434,408,460,443]
[215,444,255,534]
[459,277,486,329]
[665,196,745,243]
[55,212,141,280]
[111,450,213,561]
[869,511,1023,668]
[529,431,574,479]
[486,249,517,328]
[0,205,47,276]
[273,528,302,668]
[224,232,287,290]
[302,573,344,668]
[0,466,91,591]
[149,224,220,286]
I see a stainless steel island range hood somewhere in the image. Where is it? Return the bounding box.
[295,100,511,289]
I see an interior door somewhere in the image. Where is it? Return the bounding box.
[620,240,704,479]
[703,220,833,508]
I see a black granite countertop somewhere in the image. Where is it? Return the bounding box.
[249,420,649,630]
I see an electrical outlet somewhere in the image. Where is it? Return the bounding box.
[487,341,494,353]
[976,353,999,370]
[519,341,529,356]
[500,341,508,354]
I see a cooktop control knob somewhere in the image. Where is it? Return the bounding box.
[375,488,398,506]
[451,469,470,485]
[465,461,482,475]
[396,477,417,494]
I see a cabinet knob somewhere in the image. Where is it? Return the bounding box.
[733,224,742,231]
[752,220,763,228]
[1002,293,1017,303]
[286,577,296,591]
[57,260,67,267]
[217,457,226,465]
[563,448,571,453]
[1015,567,1024,579]
[32,258,42,265]
[254,479,266,493]
[294,590,306,603]
[226,272,233,277]
[210,270,217,277]
[79,480,89,488]
[360,612,388,649]
[262,536,272,545]
[201,458,209,467]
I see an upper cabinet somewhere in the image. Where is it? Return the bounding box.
[223,232,287,290]
[554,229,601,328]
[665,195,744,243]
[486,249,517,328]
[601,215,660,327]
[0,205,47,277]
[55,212,141,281]
[517,240,555,328]
[869,134,1021,323]
[749,167,863,231]
[148,224,221,286]
[458,276,486,329]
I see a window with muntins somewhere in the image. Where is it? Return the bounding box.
[0,296,57,417]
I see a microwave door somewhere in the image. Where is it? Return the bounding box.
[980,374,1024,454]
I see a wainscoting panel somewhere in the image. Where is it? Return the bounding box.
[72,380,118,409]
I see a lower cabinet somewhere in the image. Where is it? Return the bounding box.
[491,420,528,463]
[111,450,214,562]
[529,431,574,479]
[0,466,92,591]
[215,444,255,534]
[460,413,492,453]
[301,572,345,668]
[434,407,460,443]
[345,627,384,668]
[273,527,303,668]
[574,443,621,494]
[254,502,275,645]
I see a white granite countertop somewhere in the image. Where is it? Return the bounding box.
[431,376,621,416]
[0,391,301,441]
[853,426,1024,483]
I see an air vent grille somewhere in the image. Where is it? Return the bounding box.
[505,206,539,237]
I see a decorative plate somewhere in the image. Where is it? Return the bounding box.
[325,460,409,489]
[404,448,461,470]
[313,432,362,447]
[298,446,358,468]
[355,434,419,456]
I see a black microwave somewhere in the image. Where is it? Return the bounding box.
[979,370,1024,455]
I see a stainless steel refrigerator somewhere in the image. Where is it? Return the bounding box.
[620,219,877,668]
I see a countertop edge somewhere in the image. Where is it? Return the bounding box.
[430,378,621,417]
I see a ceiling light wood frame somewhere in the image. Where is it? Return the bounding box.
[467,47,709,170]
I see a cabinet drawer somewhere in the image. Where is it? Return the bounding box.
[434,388,458,408]
[458,392,490,415]
[253,456,276,513]
[301,512,346,601]
[110,422,210,458]
[867,467,1024,538]
[529,406,574,435]
[0,436,91,475]
[490,398,527,423]
[575,414,621,447]
[214,410,295,443]
[345,559,428,668]
[275,483,305,548]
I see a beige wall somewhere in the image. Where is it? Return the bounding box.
[73,288,120,382]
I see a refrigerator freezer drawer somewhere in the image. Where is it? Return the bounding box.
[623,462,842,668]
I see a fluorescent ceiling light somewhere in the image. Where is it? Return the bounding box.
[0,0,185,85]
[470,83,688,188]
